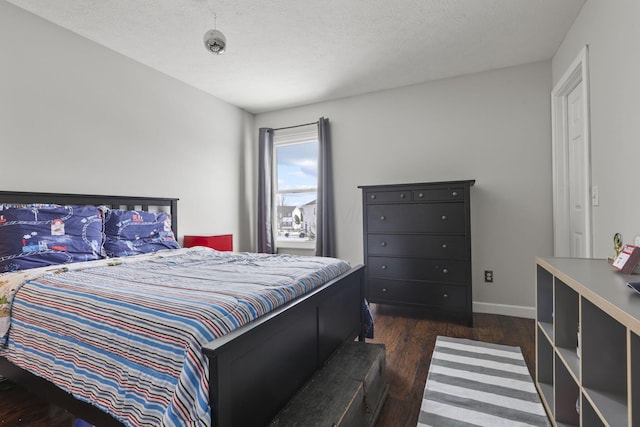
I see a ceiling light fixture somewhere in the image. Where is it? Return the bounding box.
[203,12,226,55]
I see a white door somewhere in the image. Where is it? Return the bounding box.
[567,81,588,257]
[552,46,592,258]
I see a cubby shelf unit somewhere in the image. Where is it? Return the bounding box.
[535,257,640,427]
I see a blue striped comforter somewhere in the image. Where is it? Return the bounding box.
[0,248,351,426]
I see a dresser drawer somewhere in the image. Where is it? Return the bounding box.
[367,234,467,259]
[368,279,467,311]
[366,203,466,233]
[365,190,412,203]
[412,187,465,202]
[367,256,467,283]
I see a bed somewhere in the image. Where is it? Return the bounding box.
[0,191,365,427]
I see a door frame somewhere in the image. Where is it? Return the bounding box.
[551,45,592,257]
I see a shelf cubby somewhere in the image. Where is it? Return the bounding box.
[581,298,627,426]
[554,278,580,380]
[631,332,639,427]
[537,265,554,340]
[555,353,579,426]
[537,326,554,410]
[581,395,605,427]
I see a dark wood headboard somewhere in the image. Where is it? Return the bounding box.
[0,191,179,236]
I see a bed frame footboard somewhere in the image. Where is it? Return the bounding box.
[203,265,365,427]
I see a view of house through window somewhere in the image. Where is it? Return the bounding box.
[274,127,318,246]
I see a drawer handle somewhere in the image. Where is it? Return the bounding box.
[370,194,376,199]
[400,194,405,199]
[452,191,458,197]
[380,215,386,221]
[381,242,387,247]
[443,293,449,299]
[442,243,447,249]
[382,288,388,293]
[381,265,387,270]
[441,215,447,220]
[442,268,449,274]
[418,192,424,198]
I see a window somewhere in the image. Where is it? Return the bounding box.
[274,126,318,248]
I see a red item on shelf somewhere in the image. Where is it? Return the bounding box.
[612,244,640,274]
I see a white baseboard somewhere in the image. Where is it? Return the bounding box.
[473,301,536,319]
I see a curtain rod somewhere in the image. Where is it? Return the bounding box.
[273,121,318,131]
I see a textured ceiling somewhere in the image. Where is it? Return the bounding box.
[6,0,585,113]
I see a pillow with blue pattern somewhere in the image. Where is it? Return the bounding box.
[103,209,179,257]
[0,205,103,273]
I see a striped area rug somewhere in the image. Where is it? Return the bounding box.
[418,336,550,427]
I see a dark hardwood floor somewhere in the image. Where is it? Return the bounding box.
[0,305,535,427]
[0,379,77,426]
[370,304,536,427]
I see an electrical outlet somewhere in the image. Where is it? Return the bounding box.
[484,270,493,283]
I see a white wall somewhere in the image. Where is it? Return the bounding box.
[0,1,255,251]
[552,0,640,258]
[255,61,554,317]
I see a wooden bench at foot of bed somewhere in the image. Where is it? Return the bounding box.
[269,341,388,427]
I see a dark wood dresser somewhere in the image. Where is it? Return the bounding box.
[360,180,475,326]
